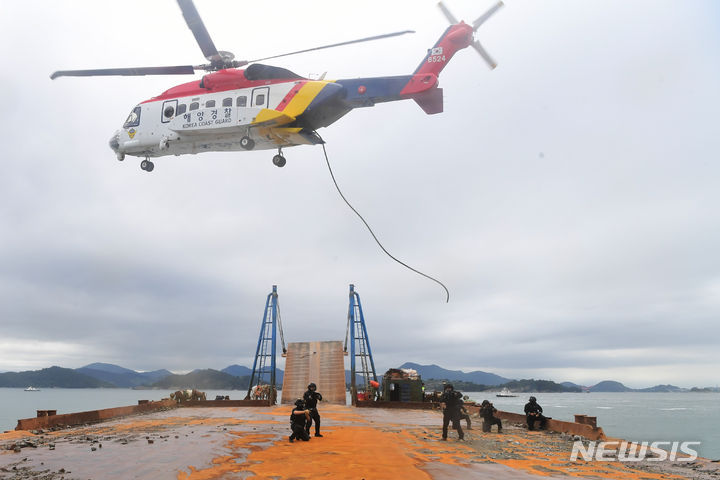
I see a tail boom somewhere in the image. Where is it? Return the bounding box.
[408,22,474,79]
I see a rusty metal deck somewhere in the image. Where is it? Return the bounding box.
[281,341,346,404]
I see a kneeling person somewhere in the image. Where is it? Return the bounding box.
[289,399,311,442]
[479,400,502,433]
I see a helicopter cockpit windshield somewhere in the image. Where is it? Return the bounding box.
[123,106,141,128]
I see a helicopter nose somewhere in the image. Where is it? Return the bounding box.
[108,131,120,152]
[109,130,125,161]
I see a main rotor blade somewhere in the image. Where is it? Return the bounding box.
[471,40,497,69]
[50,65,196,80]
[177,0,221,63]
[248,30,415,64]
[472,1,504,31]
[437,2,459,24]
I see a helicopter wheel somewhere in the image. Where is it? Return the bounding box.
[141,160,155,172]
[272,154,286,168]
[240,136,255,150]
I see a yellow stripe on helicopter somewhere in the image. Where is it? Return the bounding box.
[251,81,332,128]
[252,109,296,127]
[282,81,329,118]
[257,127,316,147]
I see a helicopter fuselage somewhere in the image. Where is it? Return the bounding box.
[109,64,442,160]
[105,19,487,170]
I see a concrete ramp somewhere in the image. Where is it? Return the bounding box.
[281,341,346,404]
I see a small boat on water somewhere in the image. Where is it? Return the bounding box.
[24,386,40,391]
[496,388,517,397]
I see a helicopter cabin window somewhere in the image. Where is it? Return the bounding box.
[236,96,247,107]
[189,102,199,111]
[177,104,187,115]
[205,100,216,108]
[255,94,265,105]
[123,106,141,128]
[222,97,232,107]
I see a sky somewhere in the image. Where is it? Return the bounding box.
[0,0,718,389]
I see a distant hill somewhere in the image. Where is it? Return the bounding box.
[399,362,511,386]
[637,384,685,393]
[561,381,587,391]
[421,378,580,393]
[422,379,489,391]
[222,365,284,384]
[590,380,633,392]
[76,363,171,388]
[151,369,249,390]
[0,366,115,388]
[80,363,134,374]
[691,386,720,393]
[501,379,581,393]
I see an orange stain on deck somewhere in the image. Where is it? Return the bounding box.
[0,430,35,441]
[177,427,465,480]
[175,407,689,480]
[247,427,437,479]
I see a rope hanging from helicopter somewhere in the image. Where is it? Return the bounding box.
[317,135,450,303]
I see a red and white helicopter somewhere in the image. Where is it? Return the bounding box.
[52,0,503,172]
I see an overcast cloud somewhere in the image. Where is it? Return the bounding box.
[0,0,718,388]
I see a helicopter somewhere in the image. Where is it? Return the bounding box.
[51,0,503,172]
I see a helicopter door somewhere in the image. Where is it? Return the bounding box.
[161,99,178,123]
[252,87,269,108]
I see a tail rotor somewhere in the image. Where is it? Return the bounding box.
[437,1,504,69]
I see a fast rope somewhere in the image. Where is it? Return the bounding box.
[319,141,450,303]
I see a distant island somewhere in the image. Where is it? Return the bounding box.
[1,361,717,392]
[421,378,581,393]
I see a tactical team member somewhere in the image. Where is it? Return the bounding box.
[289,399,311,442]
[479,399,502,433]
[440,384,464,441]
[458,397,472,430]
[524,396,548,430]
[303,382,323,437]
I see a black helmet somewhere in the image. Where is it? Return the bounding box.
[481,400,490,405]
[308,383,317,390]
[294,399,304,408]
[529,396,537,402]
[444,384,454,390]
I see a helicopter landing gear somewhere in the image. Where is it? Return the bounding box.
[140,158,155,172]
[116,152,125,161]
[272,150,286,168]
[240,136,255,150]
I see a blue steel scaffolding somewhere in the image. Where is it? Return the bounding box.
[344,284,378,405]
[246,285,286,403]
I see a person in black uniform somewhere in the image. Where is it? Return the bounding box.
[440,384,464,441]
[524,396,548,430]
[458,397,472,430]
[479,400,502,433]
[289,399,311,442]
[303,382,323,437]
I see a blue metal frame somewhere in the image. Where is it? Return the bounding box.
[246,285,279,401]
[348,284,377,402]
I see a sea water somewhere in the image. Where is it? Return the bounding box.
[465,391,720,459]
[0,388,235,432]
[1,389,718,459]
